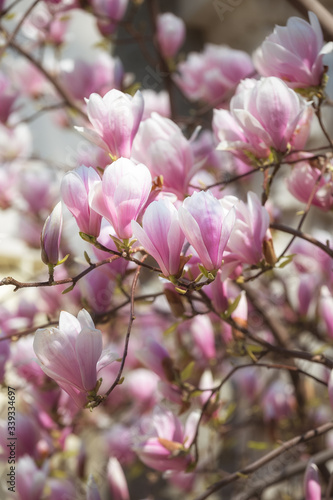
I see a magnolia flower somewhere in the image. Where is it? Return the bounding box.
[134,407,200,471]
[254,12,332,89]
[90,157,152,240]
[33,309,117,407]
[61,165,102,237]
[132,198,186,277]
[132,113,198,198]
[216,77,310,160]
[76,89,144,159]
[41,202,63,266]
[174,44,254,104]
[178,190,235,271]
[221,191,271,265]
[286,161,333,211]
[156,13,185,59]
[16,456,48,500]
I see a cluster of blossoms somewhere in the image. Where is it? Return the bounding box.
[1,1,333,499]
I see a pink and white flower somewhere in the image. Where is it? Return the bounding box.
[132,198,185,277]
[33,309,117,406]
[254,12,332,89]
[178,190,235,271]
[76,89,144,159]
[89,157,152,240]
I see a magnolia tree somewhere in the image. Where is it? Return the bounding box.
[1,0,333,498]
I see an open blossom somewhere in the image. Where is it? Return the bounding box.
[221,192,271,265]
[134,407,200,471]
[174,44,254,104]
[33,309,117,407]
[89,158,152,240]
[156,13,185,59]
[41,202,63,266]
[178,190,235,271]
[216,77,310,160]
[76,89,144,159]
[254,12,332,89]
[131,199,185,277]
[61,165,102,237]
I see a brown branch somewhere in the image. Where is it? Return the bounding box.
[271,222,333,259]
[0,28,87,119]
[193,420,333,500]
[103,255,145,398]
[0,0,40,58]
[0,255,121,291]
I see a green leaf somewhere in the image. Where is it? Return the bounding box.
[62,284,74,294]
[277,254,296,269]
[180,361,195,382]
[84,251,91,264]
[221,294,241,319]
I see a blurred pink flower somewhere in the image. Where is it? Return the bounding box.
[286,161,333,211]
[134,407,199,471]
[304,462,321,500]
[156,12,185,59]
[175,44,254,104]
[107,457,130,500]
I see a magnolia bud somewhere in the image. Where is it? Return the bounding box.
[41,201,63,266]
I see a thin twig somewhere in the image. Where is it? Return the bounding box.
[193,420,333,500]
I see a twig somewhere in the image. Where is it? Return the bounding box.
[193,420,333,500]
[103,255,145,397]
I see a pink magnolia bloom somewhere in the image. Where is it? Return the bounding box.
[132,198,185,277]
[0,123,32,161]
[178,190,235,271]
[189,315,216,360]
[216,77,310,160]
[16,455,48,500]
[286,161,333,211]
[76,89,144,159]
[304,463,321,500]
[156,13,185,59]
[174,44,254,104]
[89,158,152,240]
[134,407,200,471]
[61,165,102,237]
[221,192,271,265]
[59,54,124,101]
[92,0,128,36]
[136,338,175,382]
[254,12,332,89]
[33,309,117,407]
[132,113,199,198]
[41,202,63,266]
[107,458,130,500]
[141,90,171,120]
